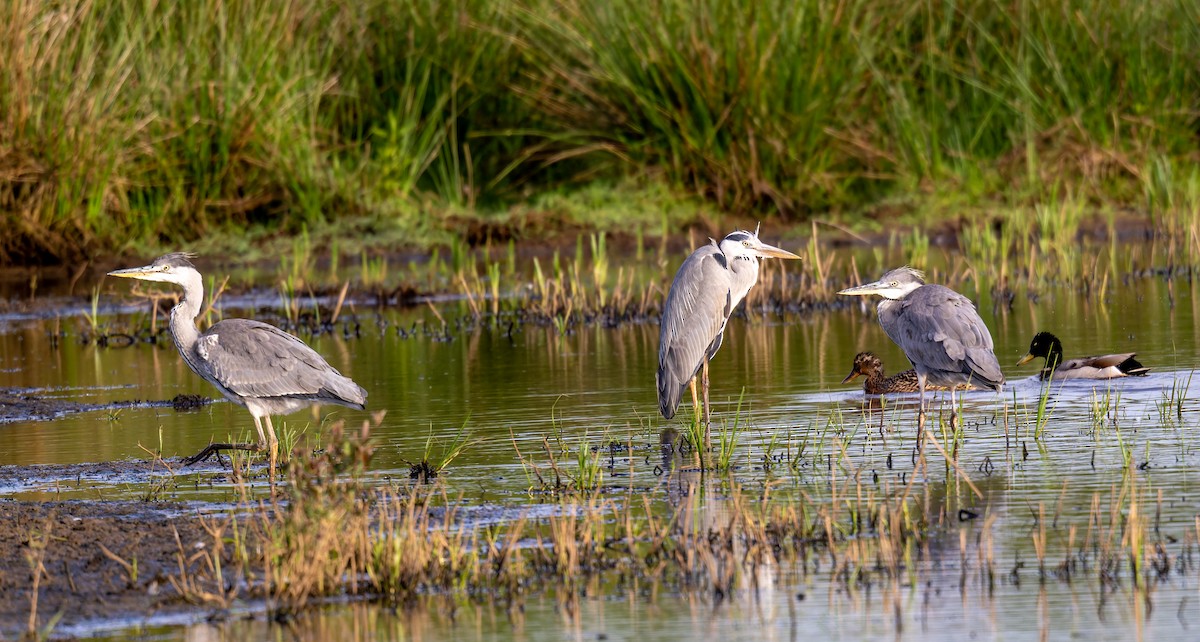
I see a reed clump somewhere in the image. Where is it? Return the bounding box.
[3,0,1198,264]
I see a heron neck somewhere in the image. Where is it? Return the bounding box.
[168,278,204,370]
[727,256,760,309]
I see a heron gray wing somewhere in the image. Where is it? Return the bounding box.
[657,246,733,418]
[197,319,367,408]
[884,285,1004,387]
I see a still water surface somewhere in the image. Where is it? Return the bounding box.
[2,267,1199,639]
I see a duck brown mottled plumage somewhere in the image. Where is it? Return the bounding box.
[1017,332,1150,380]
[842,352,975,395]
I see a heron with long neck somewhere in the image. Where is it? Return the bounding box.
[657,228,800,447]
[109,253,367,472]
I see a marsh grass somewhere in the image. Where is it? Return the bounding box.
[714,390,748,470]
[86,396,1198,633]
[23,517,62,639]
[1090,385,1121,429]
[1158,371,1194,424]
[1031,377,1056,441]
[4,0,1199,264]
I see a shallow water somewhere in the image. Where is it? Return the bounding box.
[2,268,1200,639]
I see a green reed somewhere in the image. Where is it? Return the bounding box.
[3,0,1198,264]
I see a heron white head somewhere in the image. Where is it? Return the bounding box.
[108,253,201,286]
[716,229,801,262]
[837,266,926,300]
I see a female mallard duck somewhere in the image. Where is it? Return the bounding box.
[842,352,974,395]
[1017,331,1150,380]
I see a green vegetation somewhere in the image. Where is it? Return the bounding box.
[2,0,1199,264]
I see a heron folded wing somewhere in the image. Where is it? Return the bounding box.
[657,248,733,416]
[890,285,999,378]
[199,319,366,406]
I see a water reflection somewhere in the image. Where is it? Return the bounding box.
[2,273,1200,639]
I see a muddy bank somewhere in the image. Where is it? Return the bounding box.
[0,500,217,638]
[0,389,211,425]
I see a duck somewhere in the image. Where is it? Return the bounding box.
[842,352,975,395]
[1016,331,1150,380]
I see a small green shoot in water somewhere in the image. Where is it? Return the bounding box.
[571,430,605,491]
[412,417,475,482]
[1159,370,1193,423]
[715,388,747,470]
[1089,385,1118,430]
[1032,376,1055,441]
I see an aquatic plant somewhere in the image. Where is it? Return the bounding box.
[407,417,474,483]
[714,389,747,471]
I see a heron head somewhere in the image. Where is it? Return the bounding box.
[108,252,200,286]
[717,229,801,261]
[837,266,925,300]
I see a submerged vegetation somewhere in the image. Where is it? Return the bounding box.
[16,400,1198,636]
[2,0,1199,264]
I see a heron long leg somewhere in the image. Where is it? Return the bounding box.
[949,386,959,430]
[916,372,927,438]
[251,415,268,449]
[689,378,701,426]
[263,416,280,481]
[701,359,712,450]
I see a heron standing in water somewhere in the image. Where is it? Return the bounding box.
[108,253,367,474]
[657,229,800,446]
[838,267,1003,427]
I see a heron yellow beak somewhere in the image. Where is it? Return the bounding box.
[107,263,173,283]
[755,242,801,260]
[837,280,888,296]
[1016,353,1036,367]
[107,266,157,280]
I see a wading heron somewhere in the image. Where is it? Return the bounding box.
[1017,331,1150,380]
[108,253,367,472]
[656,229,800,444]
[837,267,1003,427]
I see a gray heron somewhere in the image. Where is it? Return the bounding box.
[656,229,800,443]
[841,351,975,395]
[837,267,1003,426]
[1017,331,1149,380]
[108,253,367,471]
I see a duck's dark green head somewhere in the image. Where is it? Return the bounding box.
[1017,331,1063,366]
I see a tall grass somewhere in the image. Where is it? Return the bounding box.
[2,0,1198,264]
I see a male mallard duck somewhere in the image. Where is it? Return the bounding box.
[1016,331,1150,380]
[842,352,975,395]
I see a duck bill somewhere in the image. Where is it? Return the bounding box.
[841,370,861,385]
[837,279,888,296]
[1016,353,1036,367]
[755,243,801,260]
